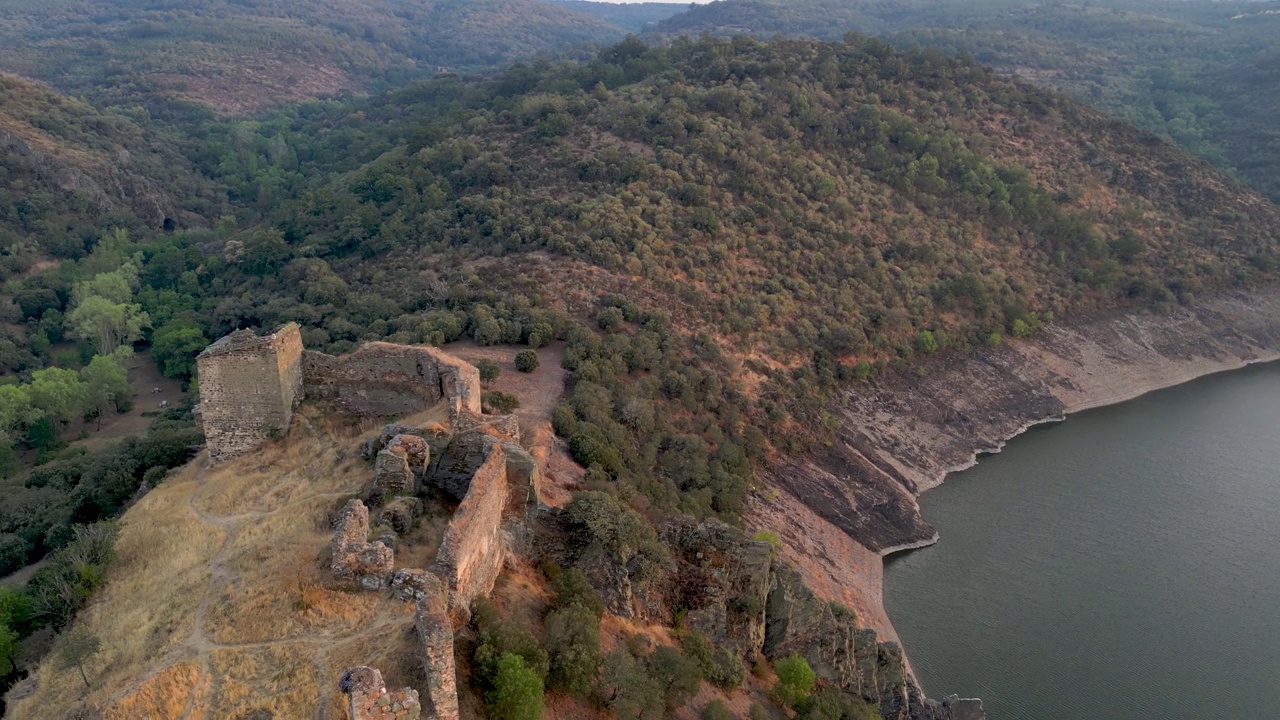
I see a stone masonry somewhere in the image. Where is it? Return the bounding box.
[195,323,304,463]
[429,441,509,616]
[330,500,394,590]
[415,593,460,720]
[302,342,481,419]
[197,331,481,463]
[339,666,421,720]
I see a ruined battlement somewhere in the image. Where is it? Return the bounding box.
[196,328,482,463]
[196,323,304,463]
[302,343,481,419]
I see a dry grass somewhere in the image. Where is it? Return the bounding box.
[101,661,202,720]
[6,409,430,719]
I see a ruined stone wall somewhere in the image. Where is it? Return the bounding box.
[415,594,460,720]
[302,343,481,419]
[196,323,303,463]
[331,500,394,590]
[340,666,421,720]
[431,443,508,613]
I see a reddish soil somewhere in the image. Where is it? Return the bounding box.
[443,340,582,507]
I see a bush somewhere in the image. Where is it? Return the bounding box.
[701,700,733,720]
[483,390,520,414]
[471,598,549,694]
[773,653,816,709]
[514,350,540,372]
[796,687,880,720]
[544,605,601,696]
[548,567,605,619]
[475,358,501,384]
[682,631,747,689]
[487,653,544,720]
[648,645,702,711]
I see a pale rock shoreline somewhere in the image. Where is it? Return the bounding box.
[749,284,1280,703]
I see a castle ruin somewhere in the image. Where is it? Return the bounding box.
[196,327,481,463]
[195,325,536,720]
[195,323,304,463]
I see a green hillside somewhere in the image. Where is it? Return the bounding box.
[0,73,223,278]
[649,0,1280,203]
[0,0,627,115]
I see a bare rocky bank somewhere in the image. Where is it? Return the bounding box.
[749,284,1280,704]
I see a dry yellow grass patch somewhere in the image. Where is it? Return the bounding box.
[8,412,435,719]
[102,661,202,720]
[209,643,321,720]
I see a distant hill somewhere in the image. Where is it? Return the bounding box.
[647,0,1280,203]
[0,73,222,278]
[550,0,687,32]
[0,0,628,115]
[127,35,1280,451]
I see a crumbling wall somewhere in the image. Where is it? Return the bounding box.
[302,343,481,419]
[431,443,508,613]
[339,666,421,720]
[196,323,303,462]
[415,594,460,720]
[330,500,394,590]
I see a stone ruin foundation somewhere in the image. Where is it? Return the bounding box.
[195,327,536,720]
[340,666,421,720]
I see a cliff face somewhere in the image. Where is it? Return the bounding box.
[771,285,1280,557]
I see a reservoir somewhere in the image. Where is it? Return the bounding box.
[883,362,1280,719]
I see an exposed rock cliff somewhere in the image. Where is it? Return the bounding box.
[777,286,1280,556]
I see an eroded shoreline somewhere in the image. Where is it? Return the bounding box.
[751,285,1280,706]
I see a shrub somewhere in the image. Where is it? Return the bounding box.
[548,567,605,619]
[701,700,733,720]
[544,605,601,696]
[796,687,880,720]
[682,631,746,689]
[475,359,501,384]
[648,645,702,711]
[483,390,520,414]
[487,653,544,720]
[471,598,549,694]
[514,349,540,372]
[773,653,816,709]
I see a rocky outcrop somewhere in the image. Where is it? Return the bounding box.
[330,500,394,590]
[339,666,421,720]
[661,521,773,658]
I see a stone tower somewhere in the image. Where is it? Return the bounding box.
[196,323,304,463]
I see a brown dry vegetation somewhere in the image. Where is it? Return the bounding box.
[7,408,430,719]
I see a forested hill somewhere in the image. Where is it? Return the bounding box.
[648,0,1280,204]
[0,74,223,280]
[233,35,1279,356]
[0,0,627,116]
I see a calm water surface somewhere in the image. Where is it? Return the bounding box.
[884,363,1280,720]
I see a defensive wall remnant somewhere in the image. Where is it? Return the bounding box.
[196,330,481,463]
[196,326,535,720]
[339,666,421,720]
[195,323,304,463]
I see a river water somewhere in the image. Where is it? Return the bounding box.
[883,362,1280,720]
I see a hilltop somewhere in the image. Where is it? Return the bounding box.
[0,0,627,115]
[648,0,1280,203]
